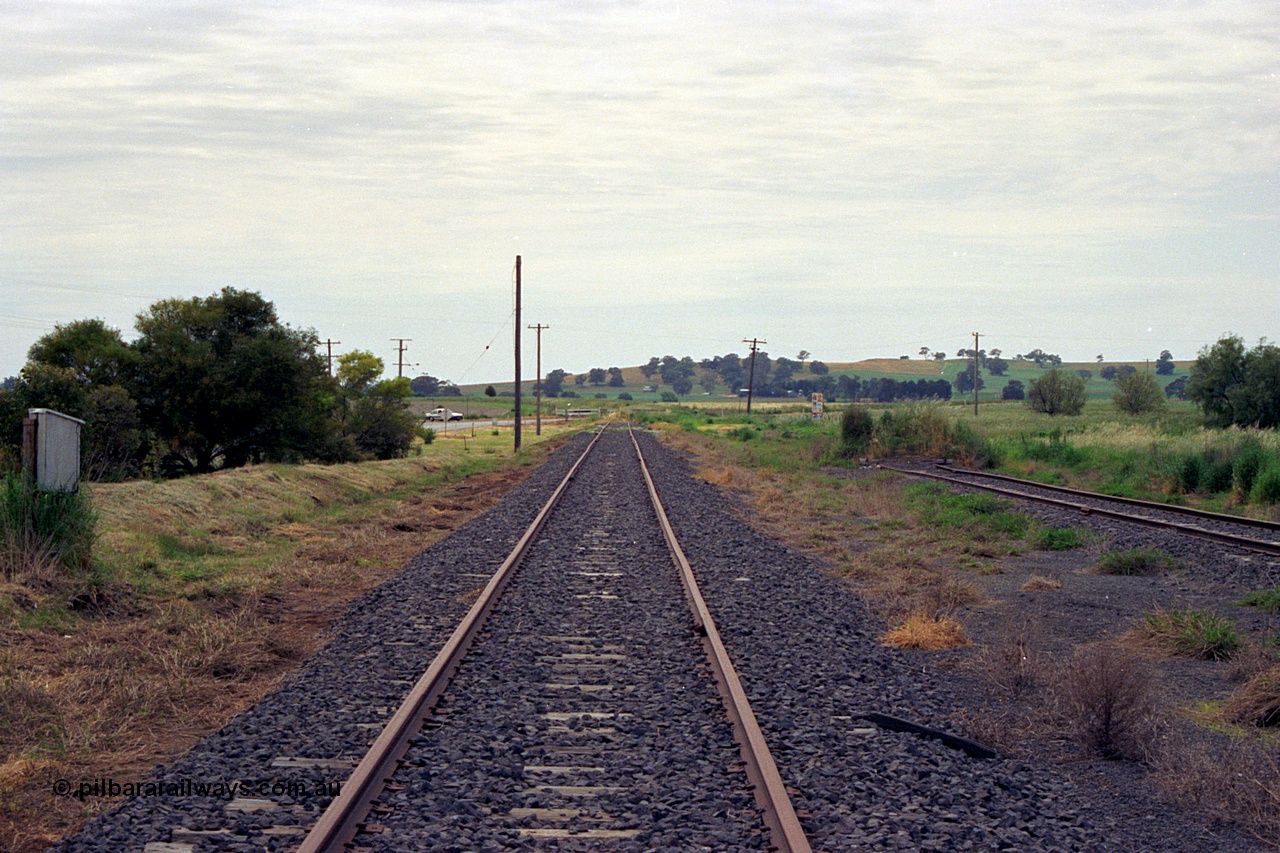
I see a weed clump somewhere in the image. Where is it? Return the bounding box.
[1,473,96,581]
[1058,645,1160,761]
[839,406,875,456]
[1032,527,1091,551]
[1139,609,1241,661]
[1238,587,1280,614]
[1223,664,1280,728]
[881,613,968,650]
[1249,467,1280,505]
[1094,547,1178,576]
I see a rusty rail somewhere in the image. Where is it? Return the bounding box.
[629,429,814,853]
[882,462,1280,558]
[296,427,606,853]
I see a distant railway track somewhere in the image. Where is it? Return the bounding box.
[880,461,1280,558]
[299,425,811,853]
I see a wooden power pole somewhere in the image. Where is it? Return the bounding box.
[743,337,766,414]
[528,323,549,435]
[321,339,341,376]
[391,338,412,377]
[972,331,981,416]
[514,256,522,451]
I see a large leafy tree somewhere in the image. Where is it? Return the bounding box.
[1187,335,1280,429]
[133,288,329,474]
[1113,371,1165,415]
[27,318,138,388]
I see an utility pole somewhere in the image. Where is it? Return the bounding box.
[321,339,341,376]
[391,338,412,378]
[972,331,981,417]
[514,256,522,451]
[743,337,766,414]
[528,323,549,435]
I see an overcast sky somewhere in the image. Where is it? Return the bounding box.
[3,1,1277,383]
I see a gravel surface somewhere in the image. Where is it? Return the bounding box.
[49,429,1268,852]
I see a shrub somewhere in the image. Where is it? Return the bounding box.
[617,392,633,401]
[1095,547,1178,576]
[1141,609,1241,660]
[1250,467,1280,505]
[1113,371,1165,415]
[1232,442,1267,498]
[1058,645,1159,760]
[0,473,96,581]
[839,405,875,456]
[659,390,678,403]
[419,428,436,445]
[1026,369,1086,416]
[1001,380,1025,401]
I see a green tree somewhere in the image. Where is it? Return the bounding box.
[1001,379,1025,401]
[1026,369,1086,416]
[607,367,625,387]
[132,287,329,474]
[339,351,385,394]
[671,375,694,397]
[809,360,829,375]
[953,369,984,395]
[1186,335,1248,427]
[587,367,607,386]
[543,369,568,397]
[697,371,719,394]
[484,385,496,397]
[1113,371,1165,415]
[347,377,419,460]
[26,318,138,388]
[409,374,441,396]
[1155,349,1175,376]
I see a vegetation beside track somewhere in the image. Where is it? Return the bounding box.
[0,425,575,853]
[637,401,1280,848]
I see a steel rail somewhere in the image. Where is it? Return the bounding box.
[881,462,1280,558]
[296,427,607,853]
[935,463,1280,534]
[629,428,814,853]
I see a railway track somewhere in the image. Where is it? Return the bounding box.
[299,425,809,852]
[880,461,1280,558]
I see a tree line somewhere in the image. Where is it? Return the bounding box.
[0,288,426,480]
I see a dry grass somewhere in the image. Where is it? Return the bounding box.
[1224,664,1280,729]
[1020,574,1063,591]
[882,613,968,650]
[1152,730,1280,848]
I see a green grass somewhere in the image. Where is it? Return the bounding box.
[1,473,97,581]
[1032,527,1093,551]
[1096,547,1180,575]
[1141,609,1241,660]
[903,482,1031,541]
[1238,588,1280,614]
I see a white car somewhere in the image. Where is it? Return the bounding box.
[425,407,463,422]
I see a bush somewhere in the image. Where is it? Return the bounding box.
[1001,380,1025,401]
[1232,442,1267,498]
[1112,371,1165,415]
[1250,467,1280,505]
[0,473,96,581]
[659,391,678,403]
[1059,645,1159,760]
[1026,369,1086,416]
[617,392,633,401]
[1223,664,1280,728]
[840,405,875,456]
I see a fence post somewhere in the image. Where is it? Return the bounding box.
[21,416,36,479]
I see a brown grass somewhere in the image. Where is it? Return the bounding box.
[1152,730,1280,847]
[1020,574,1062,591]
[882,613,968,650]
[1224,664,1280,729]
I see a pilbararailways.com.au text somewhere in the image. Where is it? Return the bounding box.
[52,777,342,801]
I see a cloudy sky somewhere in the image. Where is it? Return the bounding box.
[3,1,1277,383]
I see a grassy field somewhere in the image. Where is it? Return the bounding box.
[455,357,1193,406]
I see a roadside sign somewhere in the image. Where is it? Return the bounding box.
[811,393,824,419]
